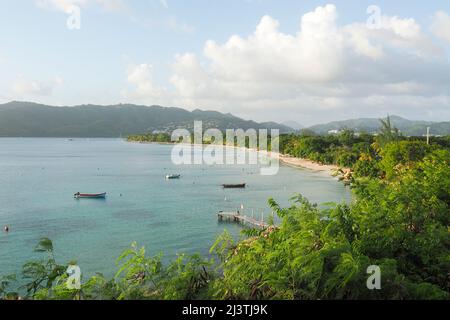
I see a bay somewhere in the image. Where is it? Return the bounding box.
[0,138,350,279]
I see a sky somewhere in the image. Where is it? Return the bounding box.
[1,0,450,125]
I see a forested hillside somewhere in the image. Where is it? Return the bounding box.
[0,101,292,137]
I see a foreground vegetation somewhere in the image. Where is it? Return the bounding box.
[2,118,449,300]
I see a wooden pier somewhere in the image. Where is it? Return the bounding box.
[217,211,269,229]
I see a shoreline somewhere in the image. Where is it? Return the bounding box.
[257,149,348,177]
[128,140,349,178]
[280,155,345,176]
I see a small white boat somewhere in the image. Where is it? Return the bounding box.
[165,174,181,179]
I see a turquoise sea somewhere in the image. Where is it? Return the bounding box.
[0,138,350,279]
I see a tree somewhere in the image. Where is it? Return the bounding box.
[378,141,433,179]
[338,129,355,147]
[375,115,401,148]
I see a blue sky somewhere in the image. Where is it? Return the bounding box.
[1,0,450,125]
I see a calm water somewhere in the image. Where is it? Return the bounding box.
[0,138,350,279]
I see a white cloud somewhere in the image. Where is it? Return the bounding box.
[35,0,126,13]
[12,76,63,97]
[431,11,450,43]
[203,6,344,84]
[161,4,450,123]
[35,0,87,13]
[118,5,450,124]
[122,63,166,103]
[344,15,442,60]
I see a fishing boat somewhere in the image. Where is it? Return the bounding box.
[222,183,246,189]
[165,174,181,179]
[74,192,107,199]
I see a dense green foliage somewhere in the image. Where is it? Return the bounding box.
[208,145,449,299]
[279,120,449,181]
[127,133,172,143]
[2,119,449,300]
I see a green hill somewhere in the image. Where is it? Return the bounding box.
[307,115,450,136]
[0,101,293,137]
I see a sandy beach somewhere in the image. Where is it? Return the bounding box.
[258,151,343,176]
[128,140,348,177]
[279,155,342,175]
[243,148,348,177]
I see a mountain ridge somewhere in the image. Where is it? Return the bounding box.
[306,115,450,136]
[1,101,448,137]
[0,101,293,137]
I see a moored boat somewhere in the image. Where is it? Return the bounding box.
[74,192,107,199]
[222,183,246,189]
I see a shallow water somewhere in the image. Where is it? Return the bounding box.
[0,138,350,278]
